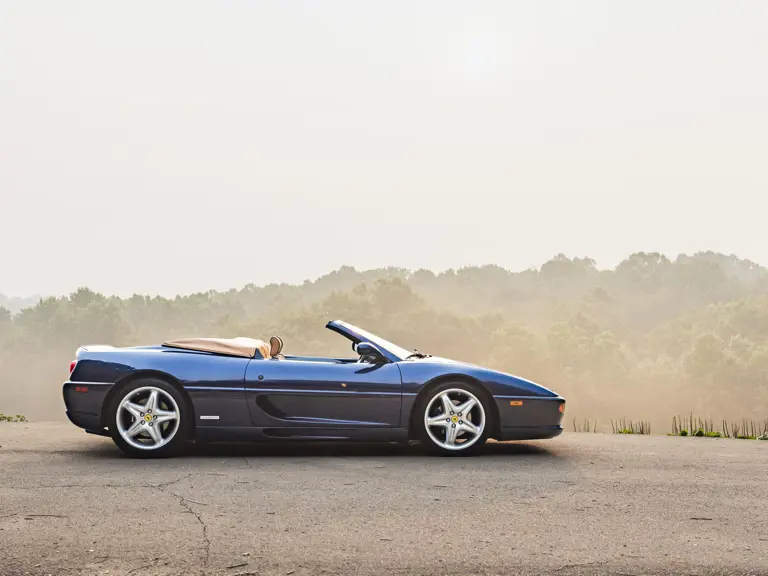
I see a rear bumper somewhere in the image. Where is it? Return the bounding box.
[62,381,112,432]
[65,409,104,432]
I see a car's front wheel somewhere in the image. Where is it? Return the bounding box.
[108,378,190,458]
[417,382,491,455]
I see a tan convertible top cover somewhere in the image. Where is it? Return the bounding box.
[163,337,271,359]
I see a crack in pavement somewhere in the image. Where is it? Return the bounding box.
[152,472,196,489]
[9,472,213,573]
[554,561,608,572]
[125,563,153,575]
[172,494,211,573]
[10,472,216,491]
[155,481,211,574]
[14,483,134,489]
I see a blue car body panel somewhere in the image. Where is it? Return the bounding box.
[397,357,564,440]
[63,320,565,443]
[244,359,402,427]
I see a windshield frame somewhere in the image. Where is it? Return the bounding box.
[326,320,412,362]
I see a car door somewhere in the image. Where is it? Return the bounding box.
[244,358,402,428]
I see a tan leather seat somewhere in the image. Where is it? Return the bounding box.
[269,336,284,360]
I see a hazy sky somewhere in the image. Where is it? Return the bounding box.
[1,1,766,297]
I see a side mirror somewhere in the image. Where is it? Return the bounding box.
[356,342,388,364]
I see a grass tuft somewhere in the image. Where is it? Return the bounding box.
[576,415,766,439]
[610,418,651,435]
[671,415,767,440]
[572,417,598,433]
[0,413,28,423]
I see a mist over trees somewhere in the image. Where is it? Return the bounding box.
[2,251,768,430]
[0,294,43,315]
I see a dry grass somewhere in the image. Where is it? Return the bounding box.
[572,417,599,433]
[571,412,768,439]
[0,413,28,423]
[610,418,651,435]
[671,414,768,439]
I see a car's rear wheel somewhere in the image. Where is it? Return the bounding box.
[417,382,491,456]
[108,378,190,458]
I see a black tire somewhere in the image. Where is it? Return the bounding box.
[107,378,192,458]
[414,381,493,456]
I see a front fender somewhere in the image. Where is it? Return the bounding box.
[397,359,564,439]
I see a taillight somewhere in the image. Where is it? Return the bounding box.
[69,360,77,375]
[559,402,565,413]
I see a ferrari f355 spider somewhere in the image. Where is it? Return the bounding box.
[63,320,565,457]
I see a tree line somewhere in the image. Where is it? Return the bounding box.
[2,251,767,430]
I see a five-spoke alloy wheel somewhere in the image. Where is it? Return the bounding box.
[108,378,190,458]
[417,382,492,455]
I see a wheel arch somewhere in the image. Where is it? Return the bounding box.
[100,370,196,437]
[408,374,500,439]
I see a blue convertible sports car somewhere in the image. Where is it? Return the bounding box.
[63,320,565,458]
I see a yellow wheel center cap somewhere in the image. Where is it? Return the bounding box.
[144,414,153,422]
[451,415,459,423]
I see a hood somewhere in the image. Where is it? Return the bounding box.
[407,354,560,397]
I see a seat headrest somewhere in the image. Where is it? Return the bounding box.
[269,336,283,357]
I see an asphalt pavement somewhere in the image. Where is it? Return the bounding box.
[1,423,767,576]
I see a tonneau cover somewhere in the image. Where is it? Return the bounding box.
[162,337,270,359]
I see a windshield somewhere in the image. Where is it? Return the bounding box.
[336,321,413,360]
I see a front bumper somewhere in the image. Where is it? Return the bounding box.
[497,425,563,441]
[494,395,565,440]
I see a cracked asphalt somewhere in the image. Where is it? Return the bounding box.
[1,423,768,576]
